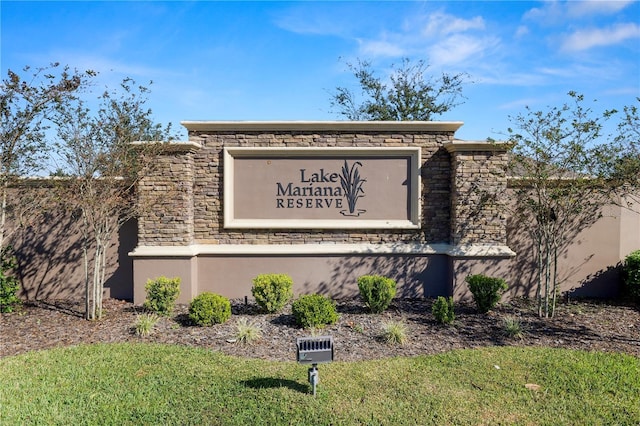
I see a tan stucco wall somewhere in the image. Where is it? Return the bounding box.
[7,189,137,301]
[10,123,639,304]
[132,252,450,304]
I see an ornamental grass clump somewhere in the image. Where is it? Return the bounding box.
[291,294,339,329]
[143,276,181,316]
[251,273,293,314]
[465,274,508,314]
[381,320,408,345]
[189,292,231,326]
[357,275,396,314]
[134,313,160,337]
[235,318,262,345]
[502,315,524,339]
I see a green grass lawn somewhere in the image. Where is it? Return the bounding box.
[1,343,638,425]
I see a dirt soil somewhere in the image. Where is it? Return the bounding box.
[1,298,639,361]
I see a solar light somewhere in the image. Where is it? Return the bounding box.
[296,335,334,396]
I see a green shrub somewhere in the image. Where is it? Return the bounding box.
[465,274,508,314]
[0,246,21,313]
[432,296,455,324]
[622,250,640,303]
[357,275,396,314]
[251,273,294,313]
[189,292,231,326]
[143,276,181,316]
[291,294,339,329]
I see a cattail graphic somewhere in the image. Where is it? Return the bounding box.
[339,160,366,216]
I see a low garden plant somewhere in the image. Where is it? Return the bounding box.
[234,318,262,345]
[189,292,231,326]
[465,274,508,313]
[357,275,396,313]
[143,276,180,316]
[502,315,524,339]
[622,249,640,303]
[251,273,293,313]
[134,313,160,337]
[0,246,21,313]
[291,293,339,329]
[431,296,455,324]
[381,320,408,345]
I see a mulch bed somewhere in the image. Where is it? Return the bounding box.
[1,298,639,361]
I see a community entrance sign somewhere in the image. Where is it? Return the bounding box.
[131,121,516,305]
[224,147,421,229]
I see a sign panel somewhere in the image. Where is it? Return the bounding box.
[224,147,421,229]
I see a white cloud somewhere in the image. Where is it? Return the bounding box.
[515,25,529,38]
[566,0,634,17]
[561,23,640,51]
[273,3,373,38]
[476,70,549,87]
[358,39,406,58]
[523,1,564,23]
[355,11,493,65]
[420,12,485,36]
[429,34,499,66]
[525,0,634,22]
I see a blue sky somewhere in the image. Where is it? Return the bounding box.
[2,1,639,140]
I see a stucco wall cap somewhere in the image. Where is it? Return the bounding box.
[129,243,516,257]
[447,244,516,257]
[444,140,513,153]
[131,140,202,152]
[180,120,464,133]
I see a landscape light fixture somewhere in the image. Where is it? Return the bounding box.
[296,335,334,396]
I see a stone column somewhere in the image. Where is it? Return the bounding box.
[131,141,202,304]
[137,142,201,245]
[444,141,515,301]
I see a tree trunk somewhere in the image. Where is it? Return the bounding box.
[92,242,102,320]
[82,215,92,320]
[0,180,7,251]
[551,241,558,318]
[544,232,552,318]
[536,232,543,317]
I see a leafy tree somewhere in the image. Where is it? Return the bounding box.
[508,92,638,317]
[596,98,640,199]
[54,77,174,320]
[330,58,468,121]
[0,63,92,249]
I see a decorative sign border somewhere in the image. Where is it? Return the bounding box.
[223,147,421,229]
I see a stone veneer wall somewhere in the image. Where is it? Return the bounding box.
[446,143,510,246]
[137,146,198,245]
[164,129,459,246]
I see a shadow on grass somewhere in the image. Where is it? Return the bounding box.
[242,377,309,394]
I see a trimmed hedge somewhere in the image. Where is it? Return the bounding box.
[622,250,640,303]
[143,276,181,316]
[465,274,507,313]
[357,275,396,314]
[189,292,231,326]
[291,294,339,329]
[251,274,293,313]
